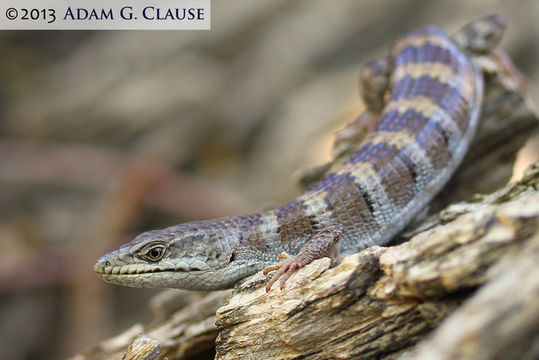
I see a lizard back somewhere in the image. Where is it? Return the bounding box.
[260,25,482,259]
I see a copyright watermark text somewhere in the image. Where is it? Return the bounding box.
[1,0,210,30]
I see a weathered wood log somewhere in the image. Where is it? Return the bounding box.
[70,46,538,360]
[215,165,539,359]
[69,291,231,360]
[122,334,161,360]
[400,228,539,360]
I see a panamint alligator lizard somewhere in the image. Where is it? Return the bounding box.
[95,15,506,291]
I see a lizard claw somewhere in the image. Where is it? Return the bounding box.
[263,252,302,292]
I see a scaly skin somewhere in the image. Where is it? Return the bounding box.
[94,15,506,291]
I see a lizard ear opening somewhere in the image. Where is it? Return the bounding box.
[229,251,237,263]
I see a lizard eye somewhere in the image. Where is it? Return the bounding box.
[145,245,166,262]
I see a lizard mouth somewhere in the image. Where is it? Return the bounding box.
[93,263,207,276]
[93,262,228,290]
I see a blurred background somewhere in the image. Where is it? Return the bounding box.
[0,0,538,359]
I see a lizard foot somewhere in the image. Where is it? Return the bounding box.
[263,223,344,292]
[263,252,308,292]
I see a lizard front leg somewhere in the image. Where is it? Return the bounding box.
[263,223,344,292]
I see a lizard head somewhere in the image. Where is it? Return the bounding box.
[94,218,265,290]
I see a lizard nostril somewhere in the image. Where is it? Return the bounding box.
[104,260,111,267]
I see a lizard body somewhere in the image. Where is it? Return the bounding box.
[95,15,506,291]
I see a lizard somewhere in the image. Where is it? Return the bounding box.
[94,15,507,292]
